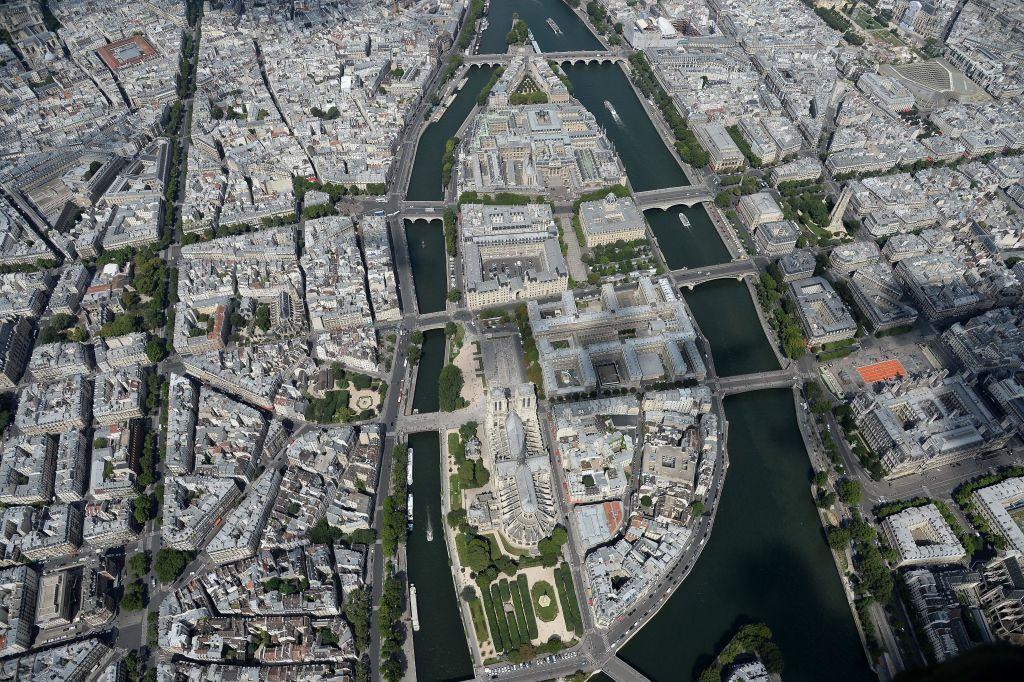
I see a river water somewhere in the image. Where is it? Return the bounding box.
[477,0,603,54]
[411,328,446,414]
[404,219,448,315]
[407,430,474,681]
[683,279,780,377]
[407,65,496,201]
[647,205,730,270]
[619,390,873,682]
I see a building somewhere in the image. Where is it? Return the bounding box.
[578,194,647,247]
[777,249,817,281]
[854,373,1009,478]
[528,278,706,398]
[21,504,83,562]
[881,504,967,566]
[15,375,92,435]
[858,73,917,113]
[693,122,745,171]
[206,469,281,565]
[0,565,40,656]
[828,241,881,274]
[0,317,31,389]
[92,365,146,425]
[460,203,568,309]
[848,263,919,332]
[737,192,785,229]
[789,277,858,346]
[486,383,556,549]
[753,220,800,256]
[162,476,241,551]
[973,477,1024,553]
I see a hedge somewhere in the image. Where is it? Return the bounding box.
[480,582,505,651]
[498,579,521,647]
[489,583,511,650]
[509,577,534,642]
[516,574,539,638]
[555,563,583,635]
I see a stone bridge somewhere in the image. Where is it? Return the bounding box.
[633,184,715,211]
[670,260,757,289]
[463,50,628,67]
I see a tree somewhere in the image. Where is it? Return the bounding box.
[837,479,862,506]
[153,548,191,583]
[121,581,146,611]
[146,337,169,364]
[827,525,850,550]
[133,493,152,526]
[254,303,272,331]
[437,364,465,412]
[690,500,705,516]
[813,471,829,488]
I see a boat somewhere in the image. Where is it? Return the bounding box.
[426,513,434,542]
[480,18,489,31]
[604,100,621,123]
[456,77,468,91]
[410,585,421,632]
[678,212,691,228]
[546,17,563,34]
[407,492,414,529]
[406,448,414,488]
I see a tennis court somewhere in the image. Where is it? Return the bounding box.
[857,359,906,383]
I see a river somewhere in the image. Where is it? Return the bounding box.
[407,430,474,681]
[647,205,730,270]
[477,0,603,54]
[407,65,496,202]
[411,328,446,414]
[404,219,448,315]
[619,389,873,682]
[683,279,779,377]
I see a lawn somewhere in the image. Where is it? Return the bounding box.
[531,580,559,622]
[852,8,882,29]
[467,596,490,644]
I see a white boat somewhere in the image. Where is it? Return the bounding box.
[407,493,414,528]
[410,585,421,632]
[426,513,434,542]
[406,448,414,488]
[546,18,563,35]
[678,212,691,228]
[604,100,621,123]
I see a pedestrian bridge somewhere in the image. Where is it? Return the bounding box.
[633,184,714,211]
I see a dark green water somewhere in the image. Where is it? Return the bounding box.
[405,219,448,315]
[408,430,474,681]
[647,204,729,270]
[561,63,688,192]
[478,0,603,53]
[620,390,873,682]
[407,65,496,201]
[411,329,445,414]
[683,280,779,377]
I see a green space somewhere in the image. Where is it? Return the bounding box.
[626,53,708,168]
[755,269,806,359]
[466,592,490,644]
[554,563,583,635]
[531,580,559,621]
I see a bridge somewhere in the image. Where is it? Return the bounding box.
[463,49,628,67]
[400,200,446,223]
[397,403,484,433]
[670,260,757,289]
[602,656,652,682]
[633,183,714,211]
[718,368,807,395]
